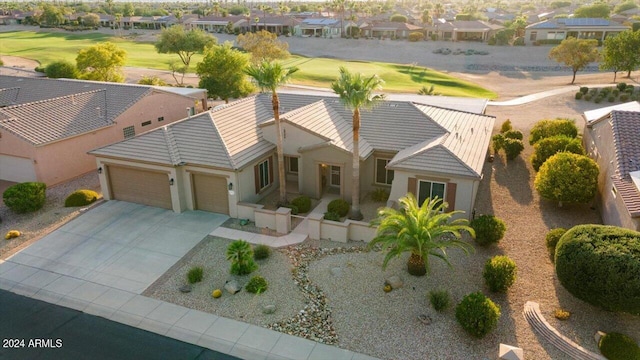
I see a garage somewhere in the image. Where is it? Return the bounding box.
[0,155,36,183]
[108,166,172,209]
[192,173,229,214]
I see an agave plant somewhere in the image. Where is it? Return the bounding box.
[369,194,475,276]
[226,240,257,275]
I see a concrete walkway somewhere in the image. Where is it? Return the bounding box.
[0,201,378,360]
[488,83,614,106]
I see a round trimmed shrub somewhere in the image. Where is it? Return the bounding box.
[483,256,517,292]
[584,94,592,101]
[545,228,567,261]
[503,130,523,140]
[579,86,589,94]
[500,119,512,133]
[324,211,341,221]
[253,244,271,260]
[529,118,578,145]
[455,292,501,338]
[617,82,628,91]
[470,215,506,246]
[65,189,99,207]
[281,203,299,215]
[575,92,583,100]
[555,225,640,314]
[534,153,599,205]
[44,60,79,79]
[608,95,616,102]
[503,138,524,160]
[327,199,349,217]
[3,182,47,214]
[595,96,603,103]
[408,31,424,42]
[599,332,640,360]
[291,195,312,213]
[621,94,630,102]
[530,135,585,171]
[245,275,268,294]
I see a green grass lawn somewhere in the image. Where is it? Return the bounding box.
[0,31,495,98]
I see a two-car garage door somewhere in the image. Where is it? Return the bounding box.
[108,166,172,209]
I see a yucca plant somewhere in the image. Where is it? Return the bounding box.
[369,194,475,276]
[226,240,257,275]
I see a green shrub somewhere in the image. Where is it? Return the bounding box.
[253,244,271,260]
[187,266,204,284]
[327,199,350,217]
[226,240,258,275]
[626,84,635,92]
[503,130,523,140]
[280,203,299,215]
[245,275,268,294]
[589,88,599,96]
[584,94,592,101]
[595,96,603,103]
[483,256,517,292]
[608,95,616,102]
[579,86,589,94]
[492,133,504,152]
[44,60,79,79]
[408,31,424,41]
[324,211,341,221]
[3,182,47,214]
[621,94,630,102]
[599,332,640,360]
[617,82,628,91]
[530,135,585,171]
[429,290,450,312]
[471,215,506,246]
[500,119,512,133]
[529,118,578,145]
[503,138,524,160]
[64,189,99,207]
[545,228,567,261]
[290,195,312,213]
[612,89,620,97]
[535,153,599,205]
[575,92,583,100]
[555,225,640,314]
[371,187,390,202]
[455,292,501,338]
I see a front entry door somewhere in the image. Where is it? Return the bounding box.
[330,166,341,187]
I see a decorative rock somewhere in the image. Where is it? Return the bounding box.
[594,331,606,345]
[262,304,277,314]
[499,344,524,360]
[224,280,241,294]
[179,284,192,293]
[330,267,342,277]
[212,289,222,298]
[418,314,432,325]
[385,275,403,289]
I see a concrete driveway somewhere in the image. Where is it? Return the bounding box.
[0,201,227,294]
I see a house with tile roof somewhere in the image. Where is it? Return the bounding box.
[583,102,640,230]
[433,20,503,42]
[360,21,424,39]
[524,18,629,45]
[89,93,495,230]
[0,75,207,186]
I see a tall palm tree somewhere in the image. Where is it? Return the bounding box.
[370,194,475,276]
[331,67,384,220]
[245,61,298,204]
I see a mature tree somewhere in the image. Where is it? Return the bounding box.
[155,25,217,85]
[41,3,64,26]
[332,0,346,37]
[82,13,100,27]
[236,30,290,63]
[331,67,384,220]
[574,3,611,18]
[122,3,134,17]
[369,194,475,277]
[245,61,299,204]
[614,1,638,14]
[76,42,127,82]
[549,38,599,84]
[600,30,640,81]
[44,60,79,79]
[421,9,432,25]
[531,135,584,171]
[197,43,255,103]
[390,13,408,22]
[534,152,599,207]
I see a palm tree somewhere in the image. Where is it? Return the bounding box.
[245,61,299,204]
[331,67,384,220]
[369,194,475,276]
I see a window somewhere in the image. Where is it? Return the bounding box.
[418,180,446,206]
[529,31,537,41]
[141,120,151,127]
[375,158,394,185]
[256,159,271,191]
[611,186,617,199]
[157,116,164,122]
[287,157,298,174]
[123,126,135,139]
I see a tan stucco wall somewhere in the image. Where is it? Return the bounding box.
[1,91,197,186]
[0,131,37,182]
[237,153,279,204]
[300,146,352,200]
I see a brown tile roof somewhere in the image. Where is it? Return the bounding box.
[611,110,640,178]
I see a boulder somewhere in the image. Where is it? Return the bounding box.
[224,280,241,294]
[262,304,277,314]
[330,267,342,277]
[179,284,192,293]
[385,275,403,289]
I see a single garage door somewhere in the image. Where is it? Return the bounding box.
[0,155,37,183]
[108,166,172,209]
[192,173,229,214]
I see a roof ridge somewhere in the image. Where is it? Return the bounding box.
[212,94,258,112]
[162,126,182,165]
[411,101,495,118]
[1,88,107,110]
[439,142,482,177]
[389,134,448,166]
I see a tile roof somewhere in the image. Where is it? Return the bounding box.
[613,177,640,217]
[0,90,111,146]
[584,101,640,125]
[610,110,640,178]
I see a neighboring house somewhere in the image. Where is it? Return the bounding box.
[89,93,494,221]
[188,15,248,33]
[524,18,630,45]
[248,15,301,34]
[360,21,424,39]
[295,18,344,37]
[583,101,640,230]
[0,75,207,186]
[434,20,503,41]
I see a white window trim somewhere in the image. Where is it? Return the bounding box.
[375,158,394,186]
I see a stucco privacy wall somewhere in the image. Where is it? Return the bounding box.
[0,131,37,182]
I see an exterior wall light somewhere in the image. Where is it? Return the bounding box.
[169,178,174,186]
[97,167,102,174]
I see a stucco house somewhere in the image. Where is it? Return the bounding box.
[295,18,347,38]
[524,18,629,45]
[360,21,424,39]
[0,75,207,186]
[434,20,503,42]
[89,93,494,222]
[188,15,248,33]
[583,101,640,230]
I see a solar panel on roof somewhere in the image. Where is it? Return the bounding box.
[564,18,610,26]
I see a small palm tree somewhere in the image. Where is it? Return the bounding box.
[369,194,475,276]
[331,66,384,220]
[226,240,257,275]
[245,61,299,204]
